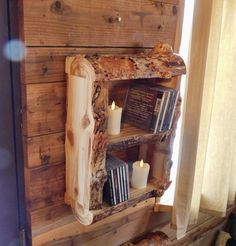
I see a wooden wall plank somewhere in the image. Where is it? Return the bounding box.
[26,163,65,211]
[23,47,150,84]
[22,0,178,47]
[31,199,171,246]
[23,82,66,137]
[25,132,65,168]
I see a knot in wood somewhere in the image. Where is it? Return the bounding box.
[104,15,122,24]
[172,5,178,15]
[50,0,72,16]
[82,114,90,129]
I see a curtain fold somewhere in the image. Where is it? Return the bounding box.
[173,0,236,238]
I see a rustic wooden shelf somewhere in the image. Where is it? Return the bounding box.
[65,43,186,225]
[107,123,171,151]
[90,182,159,222]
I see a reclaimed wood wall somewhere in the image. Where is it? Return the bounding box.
[20,0,184,244]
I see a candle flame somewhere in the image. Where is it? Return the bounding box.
[111,101,116,110]
[140,159,144,167]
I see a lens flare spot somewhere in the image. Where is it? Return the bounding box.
[3,39,27,62]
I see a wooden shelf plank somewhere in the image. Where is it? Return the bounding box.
[107,123,171,151]
[154,204,173,213]
[92,182,158,222]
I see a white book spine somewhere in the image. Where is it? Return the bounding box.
[110,169,116,205]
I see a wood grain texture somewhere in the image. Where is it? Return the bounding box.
[31,198,171,246]
[92,184,157,223]
[108,123,171,152]
[23,82,66,137]
[25,132,65,168]
[22,0,179,47]
[25,163,65,211]
[70,52,186,82]
[65,56,108,225]
[23,47,151,84]
[23,94,173,167]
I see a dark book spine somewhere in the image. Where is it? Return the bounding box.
[113,168,120,204]
[107,170,115,205]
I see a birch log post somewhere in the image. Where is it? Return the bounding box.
[65,55,108,225]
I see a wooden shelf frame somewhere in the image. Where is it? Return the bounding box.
[90,182,159,222]
[65,43,186,225]
[108,123,172,151]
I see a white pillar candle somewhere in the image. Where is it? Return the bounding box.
[108,101,122,135]
[131,160,150,189]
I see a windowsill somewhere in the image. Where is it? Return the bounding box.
[154,204,236,245]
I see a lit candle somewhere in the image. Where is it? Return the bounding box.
[131,160,150,189]
[108,101,122,135]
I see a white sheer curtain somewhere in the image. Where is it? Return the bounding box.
[173,0,236,238]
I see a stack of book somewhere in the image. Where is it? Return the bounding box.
[124,84,179,133]
[103,155,130,206]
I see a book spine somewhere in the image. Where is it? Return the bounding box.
[125,164,130,199]
[156,91,168,132]
[153,92,165,133]
[110,169,117,205]
[119,166,125,202]
[107,170,115,205]
[163,90,174,131]
[168,90,179,130]
[122,165,128,201]
[116,167,122,203]
[159,91,171,131]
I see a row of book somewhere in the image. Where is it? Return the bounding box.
[150,86,179,132]
[123,84,179,133]
[103,155,130,206]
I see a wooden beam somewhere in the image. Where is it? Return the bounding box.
[69,52,185,82]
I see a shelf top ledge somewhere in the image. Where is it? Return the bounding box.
[67,42,186,81]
